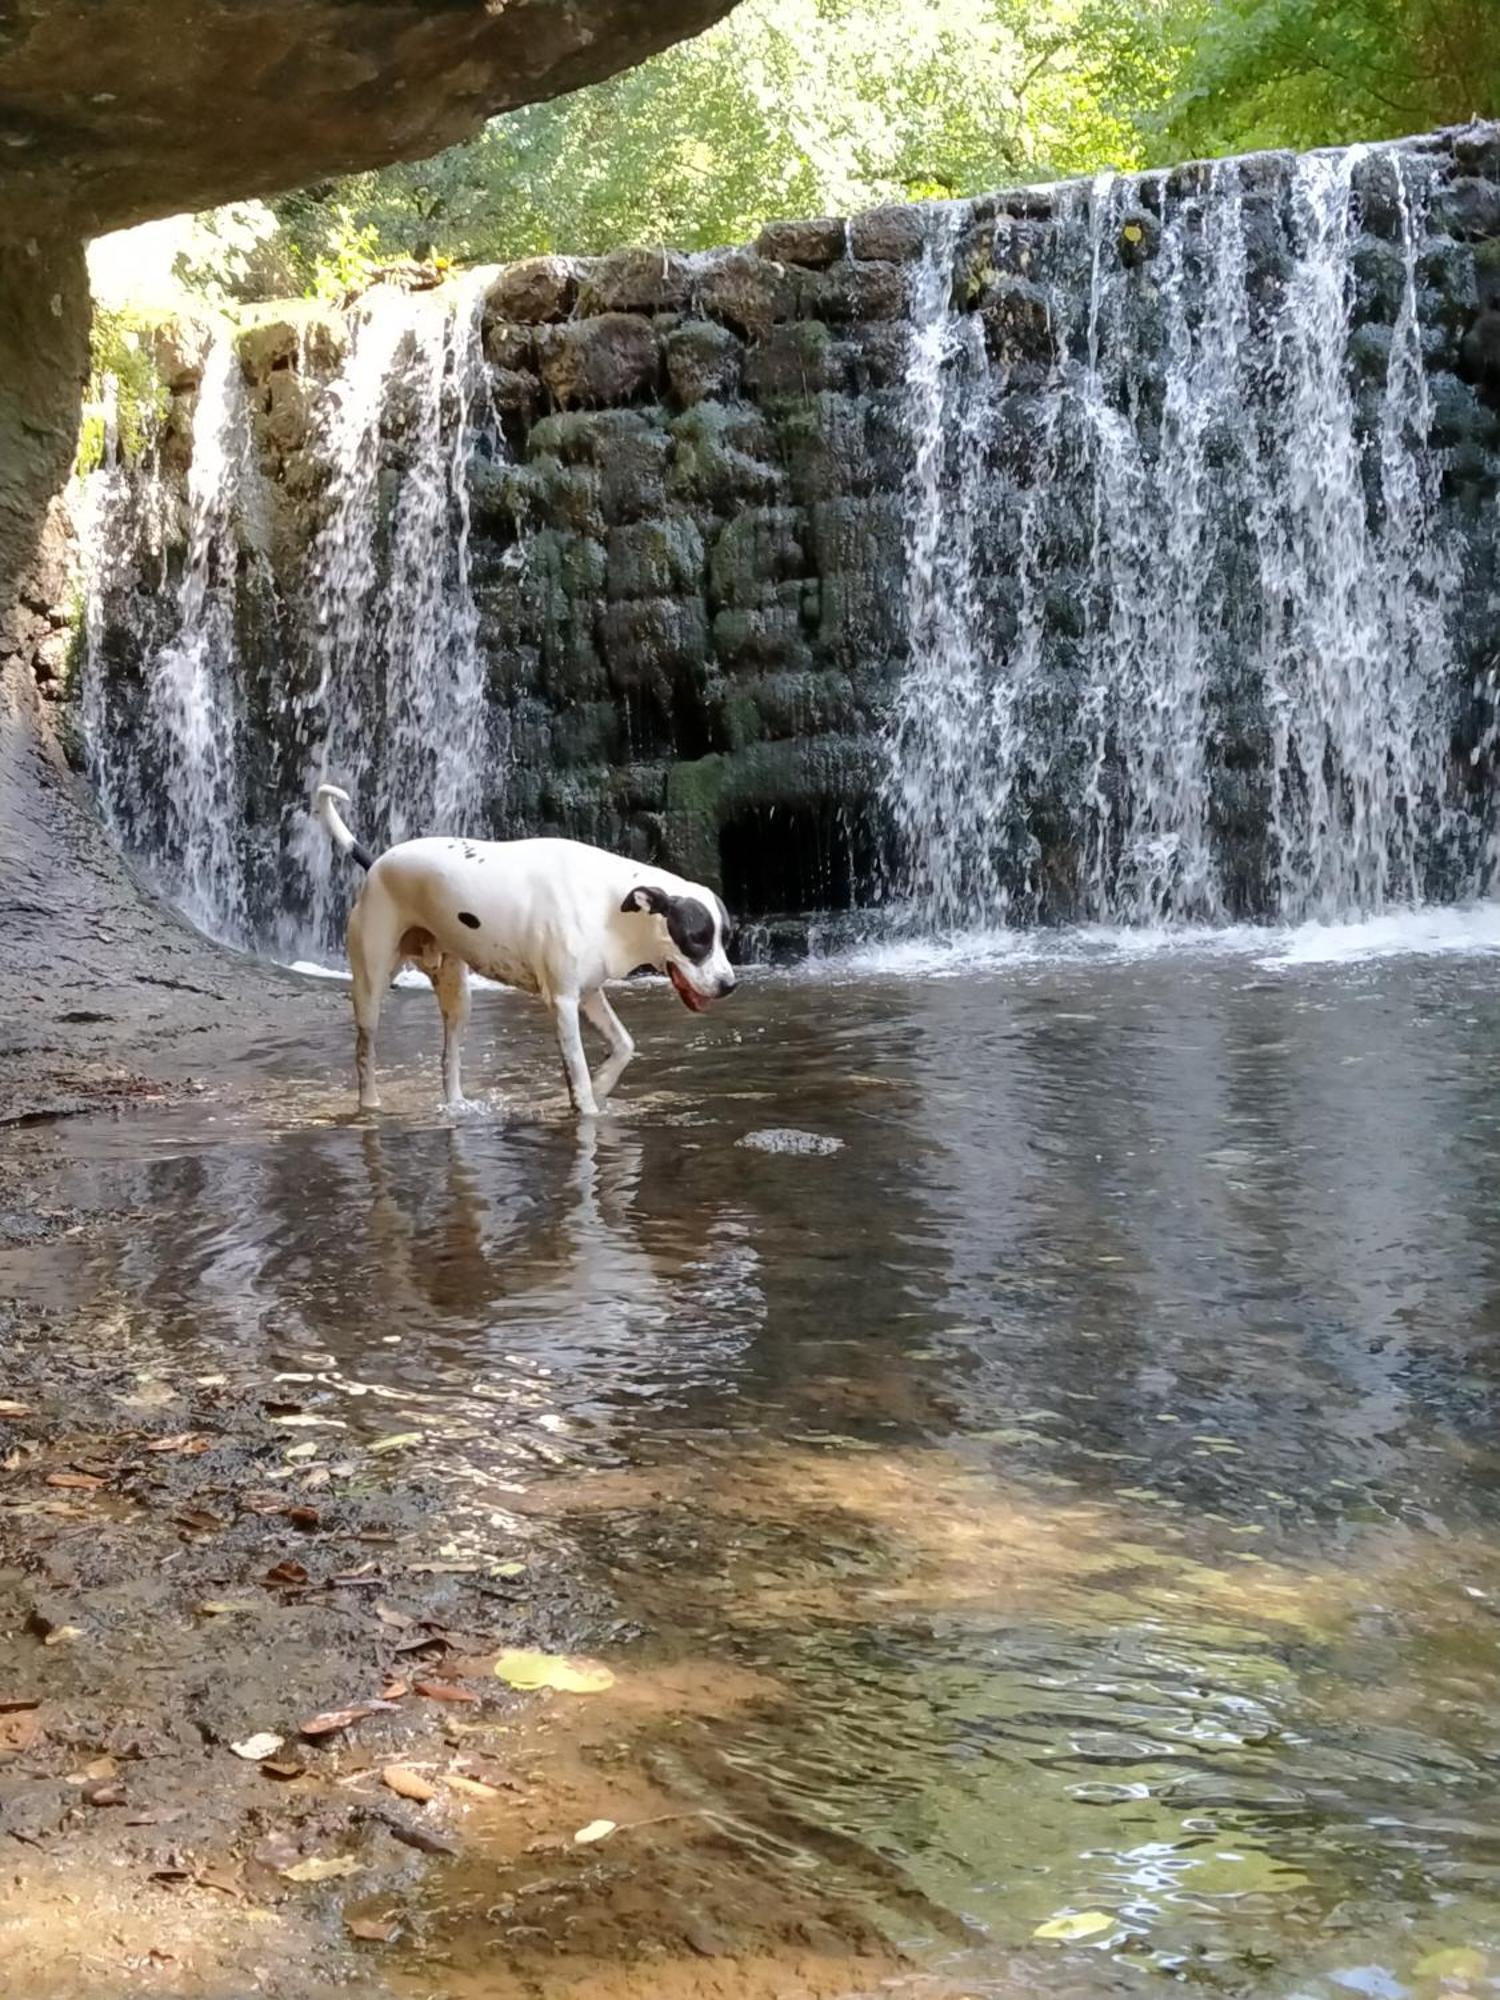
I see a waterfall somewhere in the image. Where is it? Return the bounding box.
[883,145,1471,929]
[282,275,495,956]
[77,275,498,963]
[79,332,258,943]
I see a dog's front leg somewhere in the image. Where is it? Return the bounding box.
[551,995,600,1117]
[581,989,635,1105]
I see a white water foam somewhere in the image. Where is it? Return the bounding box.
[799,904,1500,982]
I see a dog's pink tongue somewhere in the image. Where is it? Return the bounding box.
[669,964,710,1013]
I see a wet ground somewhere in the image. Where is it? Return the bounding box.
[6,917,1500,1999]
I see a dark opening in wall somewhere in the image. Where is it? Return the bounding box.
[719,803,878,916]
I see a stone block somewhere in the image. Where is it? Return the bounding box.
[490,366,541,420]
[1434,177,1500,242]
[712,599,811,673]
[528,407,658,465]
[667,402,783,511]
[709,506,807,608]
[506,458,605,537]
[235,302,345,381]
[755,217,847,267]
[536,314,659,408]
[846,321,911,390]
[697,251,797,339]
[775,392,874,504]
[484,321,533,373]
[485,256,575,325]
[807,494,906,668]
[575,248,691,315]
[1461,305,1500,394]
[599,422,672,525]
[550,698,623,768]
[601,596,710,688]
[847,204,927,262]
[742,320,849,398]
[606,516,705,600]
[664,320,744,406]
[978,277,1056,367]
[796,260,906,323]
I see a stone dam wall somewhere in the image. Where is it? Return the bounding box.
[59,123,1500,952]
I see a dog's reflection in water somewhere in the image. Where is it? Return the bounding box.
[356,1116,672,1336]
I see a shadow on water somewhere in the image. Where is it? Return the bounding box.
[13,939,1500,1997]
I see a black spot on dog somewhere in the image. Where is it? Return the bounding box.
[666,896,716,965]
[458,911,481,930]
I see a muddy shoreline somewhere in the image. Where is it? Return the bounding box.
[0,1121,926,2000]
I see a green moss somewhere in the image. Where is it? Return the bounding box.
[75,307,172,475]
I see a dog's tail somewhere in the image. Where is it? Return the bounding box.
[315,783,375,872]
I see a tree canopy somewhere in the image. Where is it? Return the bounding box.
[260,0,1500,291]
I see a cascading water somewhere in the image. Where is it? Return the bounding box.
[281,275,495,957]
[80,332,259,942]
[77,275,498,962]
[883,145,1472,929]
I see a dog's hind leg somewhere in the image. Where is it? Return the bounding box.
[347,894,403,1114]
[431,953,471,1111]
[550,993,600,1118]
[581,988,634,1106]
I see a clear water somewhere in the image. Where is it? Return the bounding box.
[16,924,1500,1996]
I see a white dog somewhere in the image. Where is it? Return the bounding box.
[315,785,736,1117]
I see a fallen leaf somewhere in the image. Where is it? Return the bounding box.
[44,1473,104,1491]
[573,1819,616,1845]
[175,1510,223,1534]
[283,1506,321,1530]
[376,1813,459,1857]
[381,1765,436,1803]
[284,1442,320,1462]
[373,1603,414,1631]
[281,1853,364,1883]
[299,1701,397,1738]
[83,1779,126,1806]
[347,1912,402,1944]
[445,1773,501,1800]
[0,1708,42,1758]
[413,1680,479,1705]
[492,1560,527,1579]
[0,1401,32,1418]
[0,1697,40,1715]
[198,1600,257,1617]
[493,1649,615,1695]
[378,1680,411,1702]
[72,1756,117,1784]
[260,1758,306,1782]
[264,1559,309,1588]
[194,1864,243,1898]
[230,1732,285,1762]
[144,1433,211,1455]
[1033,1911,1113,1942]
[368,1432,423,1454]
[43,1625,83,1647]
[272,1414,347,1430]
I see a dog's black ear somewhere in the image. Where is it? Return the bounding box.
[621,884,672,917]
[714,894,733,939]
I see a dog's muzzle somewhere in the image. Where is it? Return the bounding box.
[668,963,715,1013]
